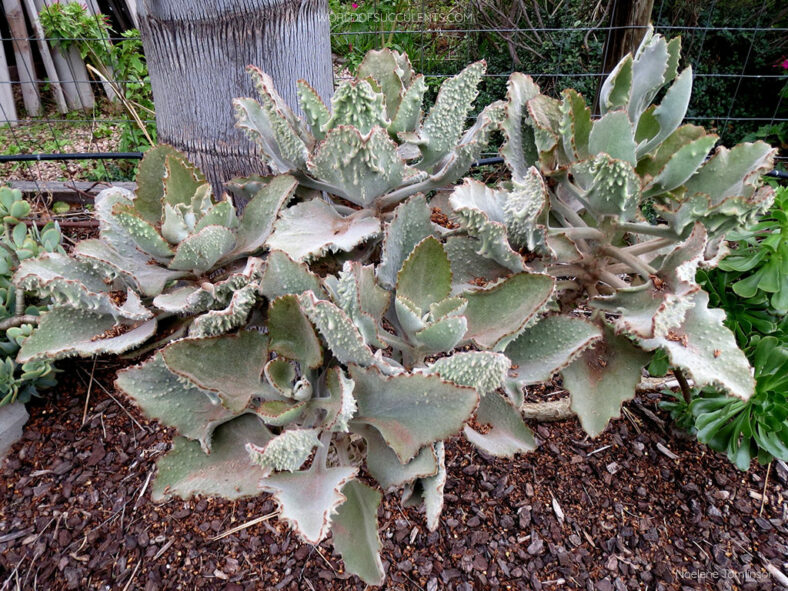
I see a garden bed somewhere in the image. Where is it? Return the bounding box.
[0,360,785,591]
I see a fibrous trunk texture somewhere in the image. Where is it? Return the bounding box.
[138,0,334,193]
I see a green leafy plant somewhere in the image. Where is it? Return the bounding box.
[0,187,62,405]
[666,184,788,470]
[692,337,788,470]
[40,2,156,156]
[13,35,776,585]
[714,184,788,313]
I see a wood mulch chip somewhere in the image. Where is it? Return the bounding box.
[1,361,786,590]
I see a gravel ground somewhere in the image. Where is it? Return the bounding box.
[1,359,786,590]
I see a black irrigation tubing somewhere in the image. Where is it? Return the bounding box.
[0,152,143,162]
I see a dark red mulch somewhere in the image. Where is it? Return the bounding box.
[1,360,786,591]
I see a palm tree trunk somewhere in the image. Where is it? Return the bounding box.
[138,0,334,193]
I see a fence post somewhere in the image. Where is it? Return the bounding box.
[3,0,42,116]
[22,0,68,113]
[0,33,18,126]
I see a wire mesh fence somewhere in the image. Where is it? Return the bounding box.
[1,0,786,190]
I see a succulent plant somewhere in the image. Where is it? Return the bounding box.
[445,27,776,436]
[0,187,62,405]
[11,34,777,586]
[234,48,504,262]
[113,191,547,585]
[13,146,298,362]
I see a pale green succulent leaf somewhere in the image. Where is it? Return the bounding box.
[463,272,555,350]
[559,88,592,161]
[163,153,206,208]
[423,101,504,189]
[232,174,297,256]
[350,364,478,463]
[425,351,510,395]
[18,310,156,362]
[571,156,640,219]
[396,236,451,313]
[683,141,776,204]
[429,296,467,320]
[267,294,323,369]
[413,315,468,354]
[116,354,235,452]
[161,203,190,244]
[421,442,446,531]
[562,327,651,437]
[266,200,381,262]
[161,331,270,411]
[505,315,603,385]
[630,291,755,400]
[628,30,669,123]
[152,414,272,502]
[326,80,389,135]
[259,465,358,544]
[644,133,717,197]
[390,75,426,134]
[503,167,550,252]
[247,428,320,472]
[463,392,536,457]
[377,194,433,289]
[236,66,310,171]
[260,250,325,300]
[589,110,637,165]
[444,236,510,293]
[354,424,437,490]
[331,479,385,586]
[448,178,528,271]
[298,291,377,367]
[394,295,426,335]
[152,285,209,314]
[169,225,236,273]
[501,73,541,176]
[357,48,409,119]
[73,237,185,299]
[255,400,307,427]
[189,284,257,337]
[527,94,561,154]
[264,358,296,396]
[599,55,633,115]
[133,145,186,223]
[416,61,485,169]
[322,367,357,432]
[308,126,418,206]
[114,210,174,259]
[14,253,116,311]
[296,80,331,140]
[637,66,693,157]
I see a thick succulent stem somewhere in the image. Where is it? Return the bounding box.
[616,222,681,240]
[520,398,572,421]
[15,286,24,316]
[621,237,674,256]
[0,314,40,331]
[598,244,657,281]
[598,270,628,289]
[557,227,605,241]
[673,368,693,404]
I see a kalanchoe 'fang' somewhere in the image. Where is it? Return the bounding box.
[11,34,777,587]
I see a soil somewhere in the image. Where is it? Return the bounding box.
[1,359,785,591]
